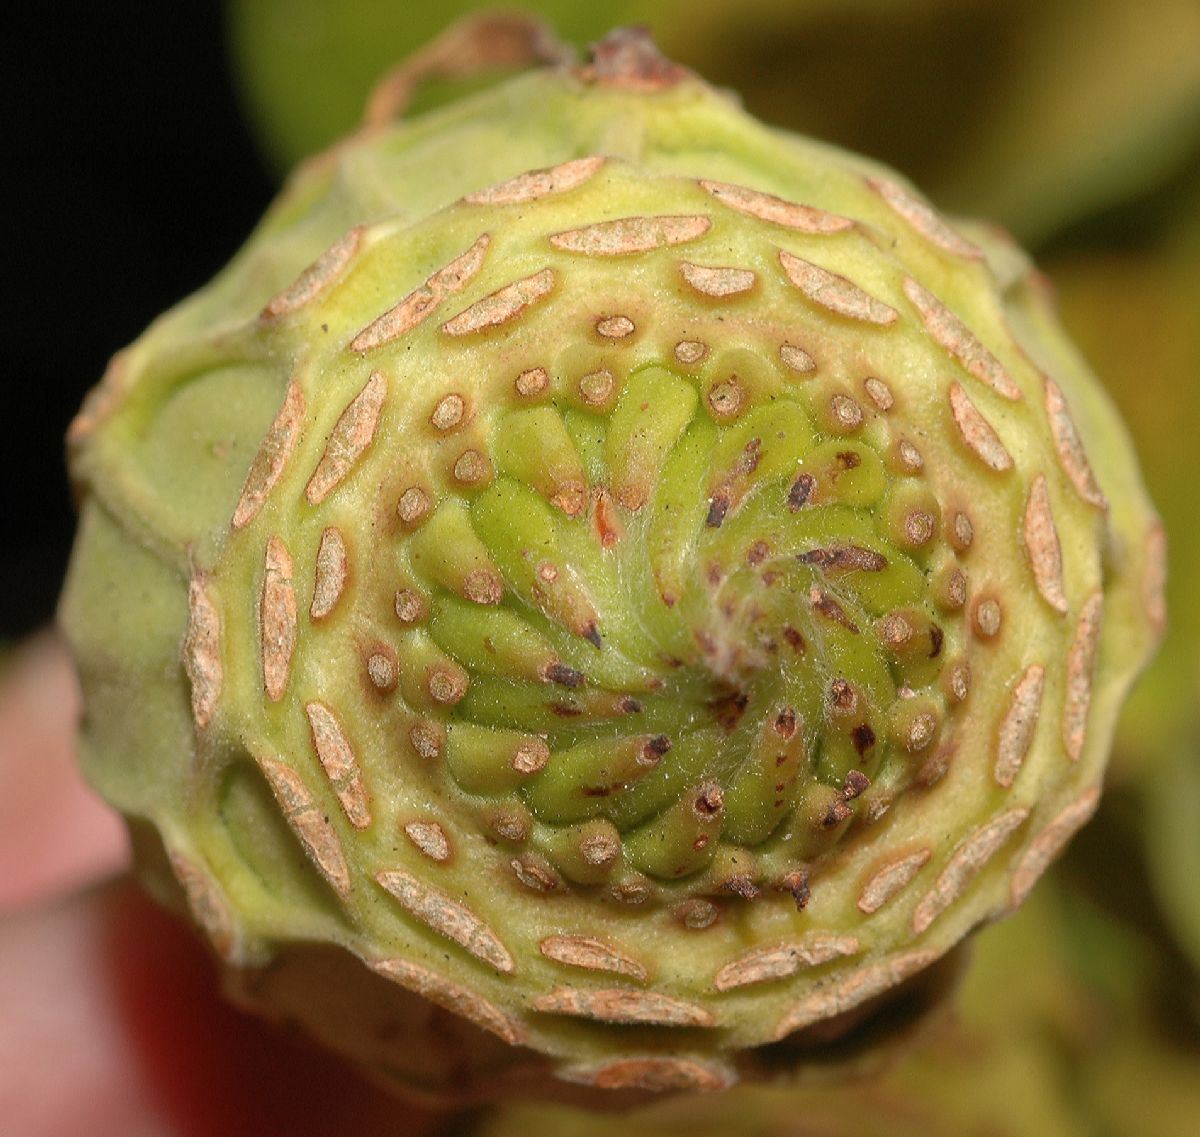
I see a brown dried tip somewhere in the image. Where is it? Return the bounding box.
[577,27,691,90]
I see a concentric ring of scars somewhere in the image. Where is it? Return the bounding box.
[200,160,1133,1075]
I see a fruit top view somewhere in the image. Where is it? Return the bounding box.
[5,3,1200,1136]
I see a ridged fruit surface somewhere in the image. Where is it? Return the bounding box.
[59,25,1163,1105]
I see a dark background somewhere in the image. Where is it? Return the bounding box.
[4,4,275,638]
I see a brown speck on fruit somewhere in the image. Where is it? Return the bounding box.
[713,933,861,992]
[994,664,1045,788]
[780,251,898,325]
[511,855,561,893]
[452,449,489,485]
[783,625,806,653]
[579,26,691,91]
[787,473,815,511]
[948,381,1013,471]
[862,376,894,410]
[409,722,443,760]
[233,380,305,529]
[168,853,236,961]
[539,935,648,981]
[578,368,615,407]
[404,820,452,863]
[1043,376,1107,509]
[972,597,1003,638]
[676,899,719,929]
[490,809,531,843]
[1010,787,1100,906]
[427,666,468,705]
[1023,475,1068,614]
[394,587,428,625]
[550,215,711,255]
[800,545,887,573]
[366,650,397,693]
[262,226,364,319]
[779,869,811,911]
[948,662,971,702]
[693,784,725,819]
[642,734,672,764]
[911,808,1028,934]
[904,510,936,547]
[258,756,351,897]
[305,701,371,829]
[701,180,853,234]
[779,343,816,374]
[515,366,550,397]
[747,539,770,566]
[952,511,974,550]
[879,612,913,648]
[706,494,730,528]
[376,869,514,971]
[260,536,297,702]
[811,589,859,633]
[442,267,555,335]
[465,156,606,204]
[1063,592,1103,761]
[904,278,1021,400]
[310,527,348,620]
[829,678,858,713]
[857,849,931,914]
[371,958,523,1045]
[463,568,503,605]
[896,439,923,471]
[580,827,621,866]
[829,393,865,431]
[351,235,489,351]
[305,371,388,505]
[512,737,551,774]
[183,571,222,731]
[397,485,432,525]
[707,380,744,419]
[582,1058,733,1094]
[852,724,876,756]
[680,261,757,298]
[675,339,708,365]
[867,177,982,259]
[543,661,586,688]
[596,314,636,339]
[532,985,715,1028]
[430,393,466,431]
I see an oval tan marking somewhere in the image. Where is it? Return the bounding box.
[774,948,938,1038]
[539,935,648,981]
[707,380,743,419]
[595,314,635,339]
[699,179,853,234]
[183,571,221,731]
[1010,787,1101,907]
[948,382,1013,471]
[232,381,306,529]
[259,756,351,896]
[549,215,711,255]
[1063,592,1103,761]
[575,1058,735,1093]
[462,568,503,605]
[304,701,370,829]
[430,393,466,431]
[713,932,860,991]
[911,807,1029,935]
[452,448,489,485]
[515,366,549,396]
[427,665,469,705]
[409,722,443,760]
[578,368,614,408]
[972,597,1003,638]
[866,177,982,258]
[532,986,714,1028]
[464,155,606,205]
[779,343,816,374]
[375,869,513,972]
[903,277,1021,399]
[262,226,364,319]
[679,261,757,298]
[441,267,555,335]
[1043,376,1106,509]
[573,1057,735,1093]
[896,439,923,471]
[260,536,296,702]
[1143,521,1167,638]
[366,650,396,691]
[952,511,974,550]
[511,856,561,893]
[780,251,898,325]
[403,820,452,863]
[310,527,348,620]
[857,849,932,914]
[863,376,894,410]
[675,340,708,365]
[304,371,387,505]
[397,485,432,525]
[512,737,550,774]
[994,665,1046,788]
[371,958,524,1044]
[829,393,864,430]
[350,234,489,351]
[1023,476,1068,614]
[168,851,236,960]
[394,587,428,624]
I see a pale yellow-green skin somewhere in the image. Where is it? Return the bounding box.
[59,58,1162,1102]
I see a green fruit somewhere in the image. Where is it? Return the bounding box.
[59,20,1163,1106]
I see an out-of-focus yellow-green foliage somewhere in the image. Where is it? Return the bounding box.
[228,0,1200,243]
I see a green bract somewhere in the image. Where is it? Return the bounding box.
[60,26,1162,1106]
